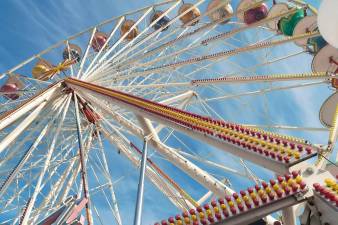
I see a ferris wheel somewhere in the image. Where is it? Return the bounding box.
[0,0,338,225]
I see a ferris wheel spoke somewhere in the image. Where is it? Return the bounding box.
[102,0,262,75]
[0,99,50,156]
[188,93,229,119]
[20,94,72,225]
[109,31,320,82]
[87,158,122,225]
[76,28,97,79]
[31,158,78,223]
[108,49,309,91]
[85,6,154,79]
[191,71,334,85]
[119,48,181,92]
[97,43,181,87]
[106,26,189,76]
[104,3,226,73]
[96,132,123,225]
[177,150,258,181]
[127,24,215,71]
[87,0,217,80]
[205,80,327,102]
[125,67,181,94]
[0,81,62,131]
[92,36,206,84]
[0,92,70,157]
[116,0,212,60]
[7,144,73,223]
[93,1,182,71]
[24,118,77,223]
[79,128,123,224]
[65,41,76,78]
[83,0,181,78]
[0,136,77,214]
[244,124,330,132]
[92,204,105,225]
[82,16,126,79]
[178,35,304,79]
[0,146,75,221]
[239,158,261,184]
[201,7,300,46]
[0,116,49,168]
[93,7,298,82]
[58,162,81,204]
[60,135,91,202]
[0,123,50,200]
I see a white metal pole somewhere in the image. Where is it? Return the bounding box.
[77,28,97,79]
[133,139,148,225]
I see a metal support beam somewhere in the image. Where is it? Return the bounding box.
[137,116,230,196]
[73,93,94,225]
[67,80,315,174]
[74,89,230,196]
[133,139,148,225]
[100,127,191,210]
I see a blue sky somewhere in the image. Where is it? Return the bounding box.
[1,0,336,224]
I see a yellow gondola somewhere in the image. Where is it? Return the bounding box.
[121,20,139,41]
[32,59,53,81]
[178,3,201,26]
